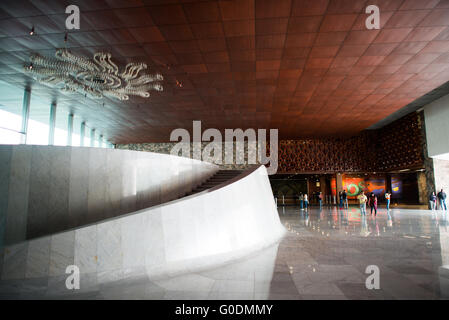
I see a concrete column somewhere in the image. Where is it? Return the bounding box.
[336,173,344,193]
[20,88,31,144]
[80,122,86,147]
[90,128,96,147]
[417,171,427,205]
[67,113,74,146]
[320,176,327,202]
[48,102,57,145]
[434,158,449,194]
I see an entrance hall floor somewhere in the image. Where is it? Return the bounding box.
[1,206,448,300]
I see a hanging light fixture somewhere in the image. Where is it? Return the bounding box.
[24,48,164,101]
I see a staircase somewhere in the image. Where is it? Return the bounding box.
[187,170,243,196]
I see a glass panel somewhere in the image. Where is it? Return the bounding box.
[0,81,26,144]
[54,127,68,146]
[84,125,91,147]
[27,95,50,145]
[54,107,69,146]
[0,127,21,144]
[72,115,83,147]
[72,132,81,147]
[0,109,22,132]
[26,118,50,145]
[0,81,25,127]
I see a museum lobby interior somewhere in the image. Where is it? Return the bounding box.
[0,0,449,300]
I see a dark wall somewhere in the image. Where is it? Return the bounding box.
[275,112,425,173]
[390,173,420,204]
[269,176,308,197]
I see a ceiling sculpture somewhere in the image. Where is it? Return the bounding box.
[1,0,449,143]
[25,49,164,101]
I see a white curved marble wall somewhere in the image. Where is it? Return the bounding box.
[0,145,218,246]
[0,165,286,293]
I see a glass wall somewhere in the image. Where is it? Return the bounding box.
[0,81,26,144]
[26,95,50,145]
[54,107,69,146]
[84,124,91,147]
[72,115,83,147]
[0,109,22,144]
[0,83,112,148]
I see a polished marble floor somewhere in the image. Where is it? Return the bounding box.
[1,205,449,300]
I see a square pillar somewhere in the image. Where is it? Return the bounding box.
[48,102,57,145]
[67,113,74,146]
[20,88,31,144]
[80,122,86,146]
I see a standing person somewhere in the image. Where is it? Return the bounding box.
[429,191,437,210]
[318,192,323,209]
[368,192,378,216]
[304,193,308,210]
[299,193,304,210]
[339,191,343,209]
[385,191,391,210]
[437,189,447,210]
[357,191,368,215]
[342,189,348,209]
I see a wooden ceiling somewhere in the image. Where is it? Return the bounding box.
[1,0,449,143]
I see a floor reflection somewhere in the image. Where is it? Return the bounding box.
[1,206,449,299]
[277,206,449,299]
[0,240,281,300]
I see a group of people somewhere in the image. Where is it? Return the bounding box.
[429,189,447,210]
[298,193,309,210]
[338,190,349,209]
[357,191,392,216]
[298,192,325,210]
[295,188,447,214]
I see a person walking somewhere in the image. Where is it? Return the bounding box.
[299,193,304,210]
[437,189,447,210]
[429,191,437,210]
[357,191,368,215]
[368,192,378,216]
[342,189,348,209]
[304,193,308,210]
[385,191,391,210]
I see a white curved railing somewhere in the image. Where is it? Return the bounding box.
[0,145,218,246]
[0,164,286,293]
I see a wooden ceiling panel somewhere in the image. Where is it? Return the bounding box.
[148,5,188,25]
[112,7,154,27]
[183,1,221,23]
[128,26,165,43]
[1,0,449,143]
[223,20,255,37]
[291,0,329,16]
[191,22,224,39]
[219,0,255,21]
[287,16,323,33]
[159,25,194,41]
[400,0,440,10]
[256,18,289,35]
[319,14,358,32]
[255,0,292,18]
